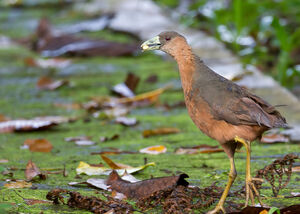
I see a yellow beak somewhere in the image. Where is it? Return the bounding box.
[141,36,161,51]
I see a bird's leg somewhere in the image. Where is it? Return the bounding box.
[207,158,236,214]
[234,136,263,207]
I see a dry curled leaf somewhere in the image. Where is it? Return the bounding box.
[143,127,180,138]
[107,170,189,199]
[24,139,53,153]
[25,160,46,181]
[139,145,167,155]
[37,76,69,90]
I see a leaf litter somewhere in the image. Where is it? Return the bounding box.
[76,155,155,176]
[22,139,53,153]
[25,160,46,181]
[36,76,69,90]
[32,18,139,57]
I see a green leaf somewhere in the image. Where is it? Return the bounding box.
[268,207,280,214]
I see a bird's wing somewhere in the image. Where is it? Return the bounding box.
[209,84,286,128]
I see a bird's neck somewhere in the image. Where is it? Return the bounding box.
[172,46,197,94]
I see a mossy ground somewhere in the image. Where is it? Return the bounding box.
[0,3,299,213]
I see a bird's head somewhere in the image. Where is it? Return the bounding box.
[141,31,187,55]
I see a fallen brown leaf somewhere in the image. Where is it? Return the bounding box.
[143,127,180,138]
[107,170,189,199]
[0,114,9,122]
[37,76,69,90]
[25,160,46,181]
[100,134,119,142]
[24,139,53,153]
[228,205,300,214]
[260,133,289,144]
[4,180,32,189]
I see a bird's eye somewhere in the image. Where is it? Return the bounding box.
[165,37,171,41]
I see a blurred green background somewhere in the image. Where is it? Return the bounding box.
[155,0,300,88]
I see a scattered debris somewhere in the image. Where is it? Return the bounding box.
[91,148,136,155]
[0,119,56,133]
[107,170,188,199]
[37,76,69,90]
[4,180,32,189]
[175,144,223,154]
[139,145,167,155]
[14,190,51,205]
[111,73,140,97]
[23,139,53,153]
[0,159,8,163]
[65,136,91,142]
[24,57,71,69]
[46,188,135,213]
[100,134,119,142]
[143,127,180,138]
[228,205,300,214]
[260,133,289,144]
[115,116,138,126]
[254,153,299,196]
[76,159,155,176]
[34,18,138,57]
[25,160,46,181]
[75,140,95,146]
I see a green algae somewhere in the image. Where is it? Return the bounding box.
[0,4,299,214]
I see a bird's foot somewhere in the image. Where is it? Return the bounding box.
[206,204,226,214]
[244,176,264,207]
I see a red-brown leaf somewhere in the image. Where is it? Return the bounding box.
[24,139,53,153]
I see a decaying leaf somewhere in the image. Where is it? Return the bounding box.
[139,145,167,155]
[65,136,91,142]
[107,170,189,199]
[93,107,130,119]
[75,140,95,146]
[24,57,71,69]
[175,144,224,154]
[34,18,138,57]
[115,117,138,126]
[25,160,46,181]
[76,160,155,176]
[46,188,135,213]
[0,159,8,163]
[143,127,180,138]
[100,134,119,142]
[37,76,69,90]
[254,153,299,197]
[77,171,141,191]
[111,73,140,97]
[4,180,32,189]
[260,133,289,144]
[0,119,57,133]
[23,139,53,153]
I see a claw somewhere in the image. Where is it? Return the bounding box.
[244,177,263,207]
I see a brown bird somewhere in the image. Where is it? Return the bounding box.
[141,31,287,214]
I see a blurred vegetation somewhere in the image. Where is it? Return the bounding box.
[155,0,300,87]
